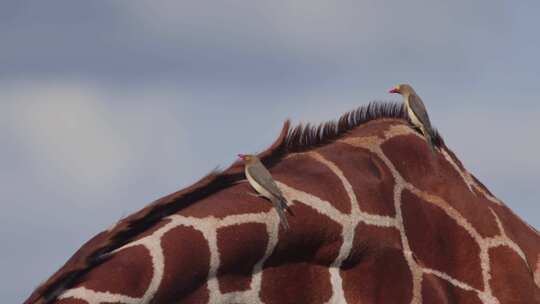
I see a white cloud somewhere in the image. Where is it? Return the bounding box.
[117,0,508,61]
[1,81,191,202]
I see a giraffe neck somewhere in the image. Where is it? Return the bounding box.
[26,119,540,304]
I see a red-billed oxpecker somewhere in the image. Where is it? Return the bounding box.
[238,154,291,230]
[390,84,436,152]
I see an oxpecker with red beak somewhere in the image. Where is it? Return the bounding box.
[238,154,291,229]
[390,84,436,152]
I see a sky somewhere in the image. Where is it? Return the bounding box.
[1,1,539,302]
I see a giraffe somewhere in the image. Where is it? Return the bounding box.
[25,102,540,304]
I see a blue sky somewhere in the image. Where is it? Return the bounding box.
[1,1,539,302]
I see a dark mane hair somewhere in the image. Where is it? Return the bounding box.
[283,101,443,153]
[26,101,444,304]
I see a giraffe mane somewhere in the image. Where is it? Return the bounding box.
[27,101,445,304]
[282,101,443,153]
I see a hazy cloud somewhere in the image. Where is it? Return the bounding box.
[0,0,512,88]
[1,81,193,202]
[1,1,539,302]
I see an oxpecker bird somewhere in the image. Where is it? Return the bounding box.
[238,154,291,229]
[390,84,436,152]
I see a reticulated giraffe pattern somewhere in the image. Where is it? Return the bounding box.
[32,119,540,304]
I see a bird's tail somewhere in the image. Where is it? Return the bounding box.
[422,127,436,155]
[427,134,436,154]
[272,197,290,230]
[280,198,294,216]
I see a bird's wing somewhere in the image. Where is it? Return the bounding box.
[246,164,284,199]
[408,93,434,135]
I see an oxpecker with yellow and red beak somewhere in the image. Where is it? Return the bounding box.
[390,84,436,152]
[238,154,291,229]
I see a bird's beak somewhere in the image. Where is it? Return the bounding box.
[237,154,246,160]
[389,88,399,94]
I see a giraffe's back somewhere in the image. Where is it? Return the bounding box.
[27,116,540,304]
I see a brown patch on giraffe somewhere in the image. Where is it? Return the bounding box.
[319,142,396,216]
[216,223,268,293]
[174,283,211,304]
[265,202,342,267]
[489,246,540,303]
[421,273,482,304]
[260,203,341,303]
[340,222,405,302]
[153,225,210,303]
[343,221,402,269]
[180,182,272,218]
[341,247,412,303]
[260,263,332,304]
[73,245,152,298]
[382,135,500,238]
[270,154,352,214]
[489,203,540,267]
[380,135,436,182]
[401,189,484,290]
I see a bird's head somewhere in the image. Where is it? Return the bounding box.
[389,84,414,96]
[238,154,257,164]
